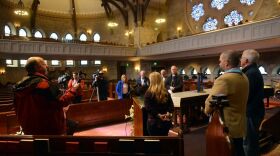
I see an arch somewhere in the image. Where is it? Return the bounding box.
[34,28,46,38]
[271,65,280,76]
[5,23,16,36]
[4,25,11,36]
[18,26,31,37]
[79,33,87,41]
[64,33,73,41]
[19,28,27,37]
[93,33,101,42]
[258,65,268,75]
[50,32,59,40]
[34,30,43,38]
[213,66,223,79]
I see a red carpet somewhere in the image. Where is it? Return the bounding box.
[74,122,133,136]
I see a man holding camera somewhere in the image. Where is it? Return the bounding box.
[205,51,249,156]
[92,70,108,101]
[13,57,77,135]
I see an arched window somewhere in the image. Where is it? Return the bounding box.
[19,28,27,37]
[34,31,43,38]
[180,69,186,75]
[65,34,73,41]
[93,33,101,42]
[218,69,224,76]
[204,68,211,75]
[50,33,58,40]
[258,66,268,75]
[4,25,11,36]
[191,68,198,75]
[79,34,87,41]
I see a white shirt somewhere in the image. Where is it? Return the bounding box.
[122,83,128,94]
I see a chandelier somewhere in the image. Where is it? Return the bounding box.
[14,0,29,16]
[155,0,166,24]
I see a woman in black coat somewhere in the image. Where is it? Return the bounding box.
[144,72,174,136]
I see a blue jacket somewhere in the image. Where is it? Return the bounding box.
[116,80,130,99]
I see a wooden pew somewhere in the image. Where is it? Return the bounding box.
[66,99,132,129]
[0,104,14,112]
[0,111,19,134]
[0,135,184,156]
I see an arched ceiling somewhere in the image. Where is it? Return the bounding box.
[7,0,166,16]
[9,0,109,15]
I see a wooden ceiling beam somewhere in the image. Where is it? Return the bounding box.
[30,0,40,35]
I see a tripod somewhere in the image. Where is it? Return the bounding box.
[89,86,99,102]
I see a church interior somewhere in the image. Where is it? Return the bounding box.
[0,0,280,155]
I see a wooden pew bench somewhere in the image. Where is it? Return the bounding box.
[66,99,132,129]
[0,111,19,134]
[0,135,184,156]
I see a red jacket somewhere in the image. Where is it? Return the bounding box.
[14,73,76,135]
[68,79,85,96]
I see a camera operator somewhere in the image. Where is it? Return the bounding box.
[92,70,108,101]
[68,72,85,103]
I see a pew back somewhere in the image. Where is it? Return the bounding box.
[0,135,184,156]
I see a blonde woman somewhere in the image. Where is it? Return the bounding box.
[144,72,174,136]
[116,74,131,99]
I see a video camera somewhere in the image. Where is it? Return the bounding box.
[209,94,229,109]
[58,73,71,85]
[57,73,71,90]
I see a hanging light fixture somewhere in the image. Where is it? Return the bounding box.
[155,0,166,24]
[107,21,118,27]
[14,0,29,16]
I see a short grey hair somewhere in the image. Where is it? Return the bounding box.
[242,49,260,64]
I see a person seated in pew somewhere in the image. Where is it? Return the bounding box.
[205,50,249,156]
[13,56,78,135]
[144,72,174,136]
[116,74,131,99]
[68,71,85,103]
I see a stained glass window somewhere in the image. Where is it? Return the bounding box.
[191,3,204,21]
[211,0,230,10]
[224,10,243,26]
[240,0,255,6]
[203,17,218,32]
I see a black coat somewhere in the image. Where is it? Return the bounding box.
[242,63,265,118]
[165,74,183,93]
